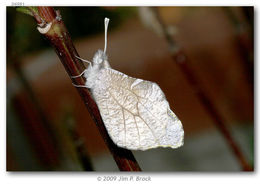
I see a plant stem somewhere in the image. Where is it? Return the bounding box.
[153,7,253,171]
[222,7,254,92]
[29,6,141,171]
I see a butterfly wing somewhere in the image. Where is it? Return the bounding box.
[91,68,184,150]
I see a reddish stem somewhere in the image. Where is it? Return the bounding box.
[38,7,56,22]
[33,7,141,171]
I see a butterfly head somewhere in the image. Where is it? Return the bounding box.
[93,50,107,65]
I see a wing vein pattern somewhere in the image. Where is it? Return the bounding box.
[91,68,184,150]
[107,89,158,146]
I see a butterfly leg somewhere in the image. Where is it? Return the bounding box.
[75,56,92,66]
[70,68,88,78]
[72,83,88,88]
[71,55,92,78]
[70,64,89,88]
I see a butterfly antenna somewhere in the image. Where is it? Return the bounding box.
[104,17,110,54]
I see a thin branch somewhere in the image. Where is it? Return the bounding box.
[152,7,253,171]
[25,6,141,171]
[222,7,254,92]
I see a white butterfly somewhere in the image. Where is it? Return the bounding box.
[72,18,184,150]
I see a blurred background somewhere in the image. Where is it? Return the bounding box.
[6,7,253,171]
